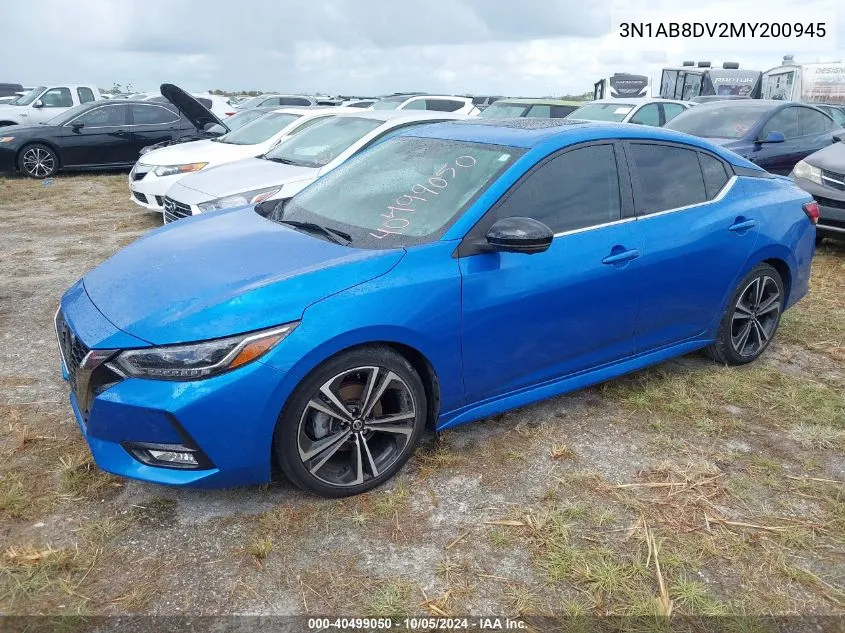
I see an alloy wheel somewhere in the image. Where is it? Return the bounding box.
[730,275,781,358]
[296,366,417,487]
[22,147,55,177]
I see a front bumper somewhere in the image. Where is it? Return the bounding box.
[58,284,289,488]
[792,175,845,238]
[128,164,181,211]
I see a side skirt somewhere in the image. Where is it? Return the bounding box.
[436,338,712,431]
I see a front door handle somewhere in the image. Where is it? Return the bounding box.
[602,248,640,265]
[729,218,757,233]
[114,130,129,137]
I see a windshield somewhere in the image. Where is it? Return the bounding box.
[264,116,383,167]
[9,86,45,106]
[275,137,521,248]
[665,104,772,138]
[371,96,409,110]
[215,112,300,145]
[569,103,634,122]
[479,102,530,118]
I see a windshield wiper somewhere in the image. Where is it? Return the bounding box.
[265,156,304,166]
[277,220,352,245]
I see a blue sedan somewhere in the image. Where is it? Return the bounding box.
[56,119,817,496]
[665,100,842,175]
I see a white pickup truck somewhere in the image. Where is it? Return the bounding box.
[0,85,102,127]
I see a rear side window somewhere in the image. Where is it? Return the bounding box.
[662,103,685,123]
[629,143,706,215]
[699,153,730,198]
[77,87,95,103]
[495,144,621,233]
[131,104,179,124]
[425,99,464,112]
[279,97,311,106]
[550,105,578,118]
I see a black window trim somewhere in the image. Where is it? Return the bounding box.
[64,104,129,128]
[126,103,181,126]
[455,139,634,258]
[622,140,739,219]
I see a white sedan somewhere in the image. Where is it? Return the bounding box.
[567,98,691,127]
[129,108,338,212]
[371,94,480,116]
[162,110,464,223]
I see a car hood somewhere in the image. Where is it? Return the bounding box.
[138,138,260,167]
[803,141,845,171]
[82,206,404,345]
[703,137,747,150]
[0,123,62,142]
[160,83,228,133]
[171,157,318,200]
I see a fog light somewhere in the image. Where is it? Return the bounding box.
[148,449,198,466]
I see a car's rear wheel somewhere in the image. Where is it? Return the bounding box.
[19,143,58,179]
[705,263,784,366]
[273,346,427,497]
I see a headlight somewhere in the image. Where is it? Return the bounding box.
[0,136,14,143]
[111,323,297,380]
[153,162,208,177]
[793,160,822,186]
[197,186,282,213]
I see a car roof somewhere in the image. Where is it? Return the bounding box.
[314,109,466,123]
[494,98,584,106]
[585,98,688,105]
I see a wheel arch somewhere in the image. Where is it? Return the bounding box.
[761,257,792,305]
[16,140,63,172]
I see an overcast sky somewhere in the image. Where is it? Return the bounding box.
[3,0,843,96]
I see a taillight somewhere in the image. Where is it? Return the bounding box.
[803,201,820,224]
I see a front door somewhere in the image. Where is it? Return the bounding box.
[459,143,642,403]
[60,103,131,166]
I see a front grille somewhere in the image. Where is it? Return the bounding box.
[816,195,845,210]
[56,311,89,384]
[133,191,148,204]
[155,195,164,207]
[821,170,845,192]
[163,197,192,224]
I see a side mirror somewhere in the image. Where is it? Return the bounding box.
[833,132,844,143]
[759,131,785,144]
[71,122,84,131]
[32,99,43,108]
[485,217,553,255]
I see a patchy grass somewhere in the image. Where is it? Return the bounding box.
[363,579,415,618]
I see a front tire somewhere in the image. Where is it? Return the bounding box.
[273,345,427,497]
[705,263,784,366]
[18,143,58,179]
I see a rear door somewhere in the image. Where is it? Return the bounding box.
[796,107,838,159]
[459,142,642,402]
[624,141,758,352]
[60,103,131,166]
[128,103,184,159]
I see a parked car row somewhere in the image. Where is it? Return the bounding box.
[54,115,819,496]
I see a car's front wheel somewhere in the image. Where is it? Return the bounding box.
[18,143,58,179]
[273,346,427,497]
[705,263,784,366]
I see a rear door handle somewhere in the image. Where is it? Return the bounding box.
[602,249,640,265]
[114,130,129,137]
[729,219,756,232]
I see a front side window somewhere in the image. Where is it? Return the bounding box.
[495,144,621,233]
[570,103,634,122]
[629,143,706,215]
[216,112,300,145]
[526,104,551,118]
[263,116,382,167]
[629,104,660,126]
[75,104,128,126]
[401,98,427,110]
[41,87,72,107]
[277,137,519,247]
[479,102,530,118]
[130,104,178,125]
[762,107,801,139]
[798,107,834,136]
[77,87,95,103]
[371,96,410,110]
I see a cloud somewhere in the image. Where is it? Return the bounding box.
[0,0,840,96]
